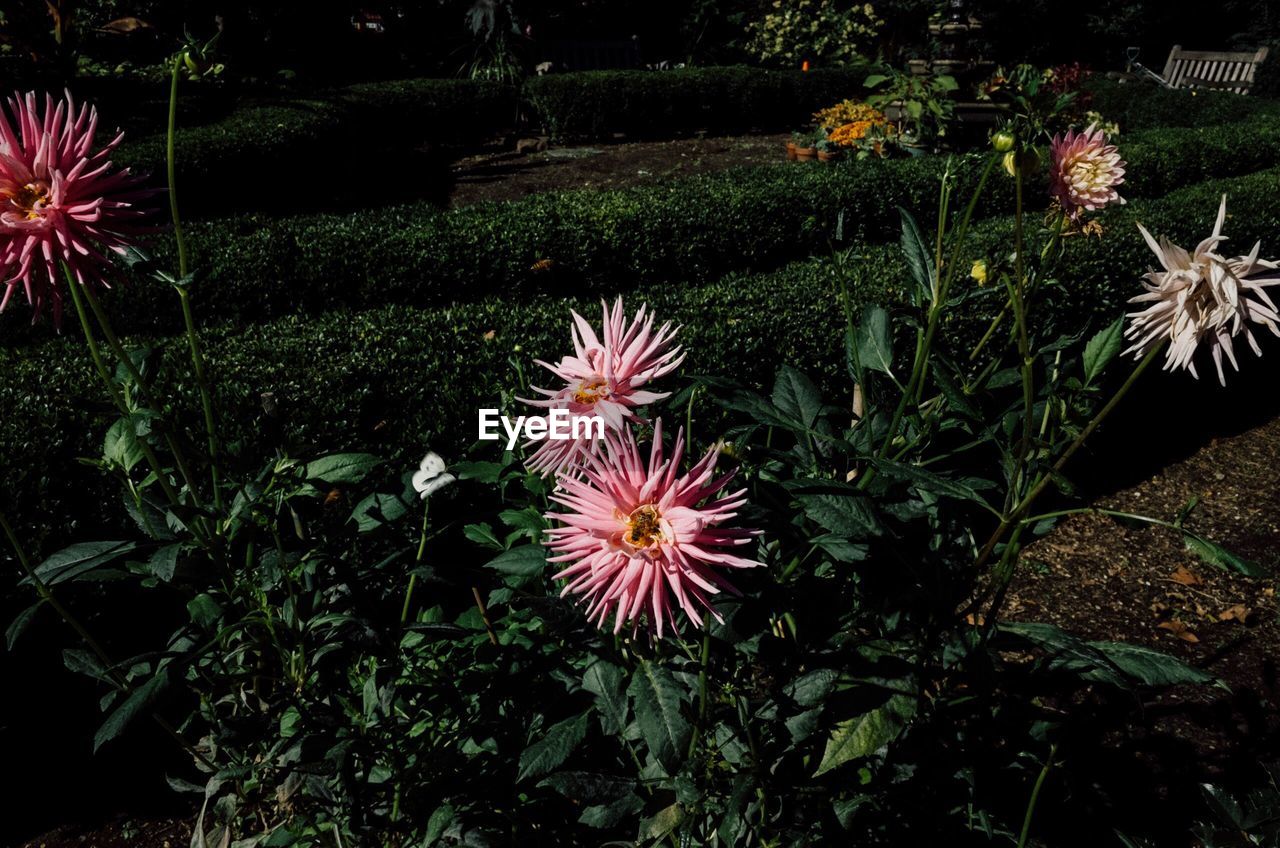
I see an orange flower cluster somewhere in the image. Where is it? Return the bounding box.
[828,117,894,147]
[813,99,885,130]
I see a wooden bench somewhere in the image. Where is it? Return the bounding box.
[1161,45,1269,94]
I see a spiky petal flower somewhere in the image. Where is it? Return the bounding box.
[1124,195,1280,385]
[521,297,684,478]
[1049,123,1126,219]
[0,91,152,325]
[543,419,760,637]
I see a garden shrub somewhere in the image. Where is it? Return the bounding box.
[4,164,1280,549]
[7,112,1276,342]
[523,65,874,140]
[1084,77,1280,130]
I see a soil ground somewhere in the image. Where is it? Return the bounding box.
[446,133,792,207]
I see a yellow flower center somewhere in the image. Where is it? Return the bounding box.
[9,181,51,220]
[572,376,609,405]
[625,504,663,549]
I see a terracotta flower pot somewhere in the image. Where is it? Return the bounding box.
[818,148,843,162]
[786,141,797,161]
[794,146,817,161]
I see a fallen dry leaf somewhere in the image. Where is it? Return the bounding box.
[1171,566,1201,586]
[1158,620,1200,643]
[1218,604,1252,624]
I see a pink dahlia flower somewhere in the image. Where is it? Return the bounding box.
[522,297,684,478]
[0,91,152,324]
[544,419,760,637]
[1048,123,1126,219]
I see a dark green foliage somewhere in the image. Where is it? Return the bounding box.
[523,65,874,140]
[9,112,1278,343]
[1084,78,1279,130]
[5,164,1280,548]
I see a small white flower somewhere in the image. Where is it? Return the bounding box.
[1124,195,1280,385]
[412,451,456,500]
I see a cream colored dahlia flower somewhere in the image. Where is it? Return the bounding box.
[1124,195,1280,385]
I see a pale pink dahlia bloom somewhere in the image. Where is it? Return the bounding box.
[1049,123,1126,219]
[1124,195,1280,385]
[521,297,684,478]
[544,419,760,637]
[0,91,152,324]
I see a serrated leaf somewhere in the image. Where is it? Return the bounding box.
[868,458,991,506]
[30,541,137,586]
[898,206,934,299]
[772,365,823,429]
[304,453,382,484]
[517,712,589,782]
[583,661,629,735]
[814,695,914,776]
[103,417,145,471]
[485,545,547,588]
[6,601,42,650]
[1086,640,1217,687]
[187,593,222,630]
[1083,317,1124,384]
[95,669,169,752]
[856,305,895,376]
[628,660,690,772]
[350,491,410,532]
[146,544,181,582]
[1183,533,1266,577]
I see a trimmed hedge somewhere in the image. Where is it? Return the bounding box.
[114,79,513,217]
[5,112,1276,343]
[4,165,1280,547]
[523,65,873,140]
[1084,77,1280,130]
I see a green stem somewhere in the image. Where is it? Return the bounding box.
[1006,160,1036,515]
[876,154,999,461]
[974,342,1165,571]
[167,58,189,279]
[0,508,215,770]
[400,499,430,624]
[686,631,712,759]
[75,274,204,509]
[1017,744,1058,848]
[65,270,194,519]
[167,60,222,512]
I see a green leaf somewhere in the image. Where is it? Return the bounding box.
[642,803,686,841]
[855,305,895,376]
[583,661,630,735]
[304,453,382,484]
[62,648,110,682]
[103,417,145,471]
[95,669,169,752]
[453,460,506,483]
[1087,640,1218,687]
[186,593,223,630]
[867,458,991,507]
[815,695,914,776]
[424,804,455,845]
[146,544,181,582]
[517,712,589,782]
[1083,317,1124,384]
[6,601,42,650]
[579,793,645,829]
[1183,533,1267,577]
[898,207,933,298]
[772,365,823,430]
[350,491,410,532]
[485,545,547,586]
[790,481,879,538]
[30,541,137,586]
[628,660,691,772]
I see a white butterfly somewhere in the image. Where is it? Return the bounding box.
[412,451,456,500]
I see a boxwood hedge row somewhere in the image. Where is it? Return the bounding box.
[3,165,1279,547]
[103,71,1274,219]
[5,112,1274,343]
